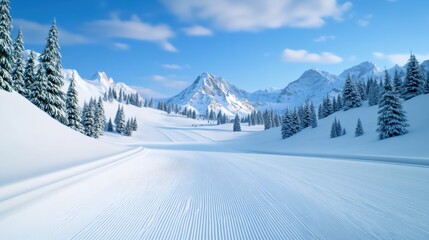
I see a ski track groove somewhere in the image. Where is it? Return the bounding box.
[2,145,428,239]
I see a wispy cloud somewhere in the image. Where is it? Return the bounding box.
[113,42,129,50]
[13,19,90,45]
[183,25,213,36]
[282,48,343,64]
[314,35,336,43]
[149,75,189,89]
[161,64,183,70]
[373,51,429,65]
[84,15,176,52]
[162,0,352,31]
[357,14,372,27]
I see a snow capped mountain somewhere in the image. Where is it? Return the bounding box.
[276,69,341,107]
[23,49,141,105]
[168,72,254,116]
[339,61,383,81]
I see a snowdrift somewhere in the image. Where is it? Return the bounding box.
[0,91,129,184]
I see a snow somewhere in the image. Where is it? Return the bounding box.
[1,82,429,239]
[0,91,129,184]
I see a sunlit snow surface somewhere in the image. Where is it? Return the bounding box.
[0,91,428,239]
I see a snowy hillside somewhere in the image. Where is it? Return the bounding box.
[239,94,429,161]
[0,91,129,185]
[167,72,254,116]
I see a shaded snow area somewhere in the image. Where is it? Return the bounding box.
[1,91,428,239]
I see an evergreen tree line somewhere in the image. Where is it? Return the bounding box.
[330,118,346,138]
[107,105,138,136]
[247,110,264,126]
[281,101,317,139]
[80,97,106,138]
[103,87,143,107]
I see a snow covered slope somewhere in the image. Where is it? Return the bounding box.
[0,91,129,184]
[239,94,429,160]
[167,72,254,116]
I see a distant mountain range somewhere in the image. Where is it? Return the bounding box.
[24,49,429,116]
[167,60,429,116]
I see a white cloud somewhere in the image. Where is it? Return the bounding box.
[373,52,429,65]
[357,14,372,27]
[85,15,176,52]
[161,0,352,31]
[183,25,213,36]
[149,75,189,89]
[282,48,343,64]
[13,19,90,45]
[113,42,129,50]
[161,64,183,70]
[314,35,336,42]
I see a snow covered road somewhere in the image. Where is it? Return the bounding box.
[1,145,428,239]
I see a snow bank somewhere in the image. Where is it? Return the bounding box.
[0,91,129,184]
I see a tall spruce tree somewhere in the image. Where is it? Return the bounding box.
[65,73,82,132]
[233,114,241,132]
[377,70,408,140]
[330,118,338,138]
[124,119,133,136]
[29,65,48,110]
[281,111,294,139]
[0,0,13,91]
[12,28,25,94]
[263,110,272,130]
[23,50,36,99]
[355,118,364,137]
[402,54,423,100]
[95,97,106,136]
[116,106,126,133]
[309,102,317,128]
[393,70,403,96]
[106,118,114,132]
[82,102,95,137]
[40,20,66,124]
[343,75,362,110]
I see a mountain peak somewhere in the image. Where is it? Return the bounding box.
[339,61,382,80]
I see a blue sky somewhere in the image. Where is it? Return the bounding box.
[10,0,429,98]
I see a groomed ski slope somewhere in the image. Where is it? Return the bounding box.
[0,91,429,239]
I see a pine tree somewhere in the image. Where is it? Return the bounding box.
[357,80,367,101]
[263,110,271,130]
[343,75,362,110]
[106,118,114,132]
[82,102,95,137]
[65,73,82,132]
[0,0,13,91]
[11,28,25,94]
[29,65,48,110]
[131,117,138,131]
[330,118,338,138]
[336,119,343,137]
[318,104,324,119]
[377,70,408,140]
[124,119,133,136]
[116,106,126,133]
[393,70,403,96]
[114,105,121,125]
[291,110,301,134]
[88,98,99,138]
[310,102,317,128]
[95,97,106,136]
[281,111,294,139]
[368,80,380,106]
[403,54,423,100]
[355,118,364,137]
[233,114,241,132]
[23,50,36,99]
[40,20,66,124]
